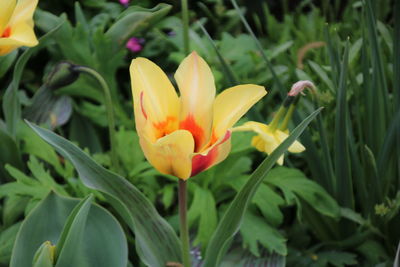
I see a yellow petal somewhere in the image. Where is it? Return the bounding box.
[213,84,266,139]
[130,57,180,141]
[139,130,194,180]
[8,0,38,26]
[4,21,38,45]
[0,0,16,33]
[233,121,275,143]
[274,130,305,153]
[175,51,215,151]
[191,131,232,177]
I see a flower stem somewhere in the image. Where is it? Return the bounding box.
[74,66,120,172]
[269,105,286,132]
[178,179,191,267]
[181,0,190,54]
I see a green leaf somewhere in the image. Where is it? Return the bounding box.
[0,50,17,78]
[334,41,354,208]
[0,222,21,265]
[203,108,322,267]
[240,210,287,256]
[106,4,172,49]
[253,184,285,226]
[220,247,285,267]
[188,185,217,250]
[0,127,23,182]
[265,167,340,218]
[55,195,93,266]
[26,121,181,266]
[10,192,127,267]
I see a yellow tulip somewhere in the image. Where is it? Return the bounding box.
[130,51,267,180]
[0,0,39,56]
[233,121,305,165]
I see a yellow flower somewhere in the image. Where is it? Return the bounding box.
[233,121,305,165]
[130,52,266,180]
[0,0,39,56]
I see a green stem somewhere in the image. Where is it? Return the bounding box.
[178,179,191,267]
[279,104,296,131]
[181,0,190,54]
[269,106,286,132]
[75,66,120,172]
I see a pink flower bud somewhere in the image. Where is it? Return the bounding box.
[288,80,316,96]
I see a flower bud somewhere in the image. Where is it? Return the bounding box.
[32,241,56,267]
[45,62,80,90]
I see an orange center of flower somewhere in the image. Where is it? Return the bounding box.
[153,116,177,139]
[1,26,11,38]
[179,115,205,152]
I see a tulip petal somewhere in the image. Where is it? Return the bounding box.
[130,58,180,141]
[213,85,266,139]
[275,130,305,153]
[8,0,38,26]
[175,52,215,151]
[0,0,16,34]
[233,121,275,143]
[139,130,195,180]
[191,131,231,177]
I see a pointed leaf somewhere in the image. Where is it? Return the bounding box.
[26,121,181,266]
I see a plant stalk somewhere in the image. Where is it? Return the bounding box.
[178,179,191,267]
[181,0,190,54]
[74,66,120,172]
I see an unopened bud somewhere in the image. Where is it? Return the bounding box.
[288,80,316,97]
[45,61,80,90]
[32,241,56,267]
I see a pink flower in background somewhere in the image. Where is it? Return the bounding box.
[119,0,129,6]
[126,37,144,53]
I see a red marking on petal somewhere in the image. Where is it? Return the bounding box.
[180,115,205,152]
[1,26,11,38]
[190,130,231,177]
[140,91,147,119]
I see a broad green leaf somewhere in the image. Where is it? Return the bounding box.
[10,192,127,267]
[55,195,93,266]
[265,167,340,218]
[26,121,181,266]
[203,108,322,267]
[240,210,287,256]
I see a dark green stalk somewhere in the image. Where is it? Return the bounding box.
[74,66,119,172]
[178,180,191,267]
